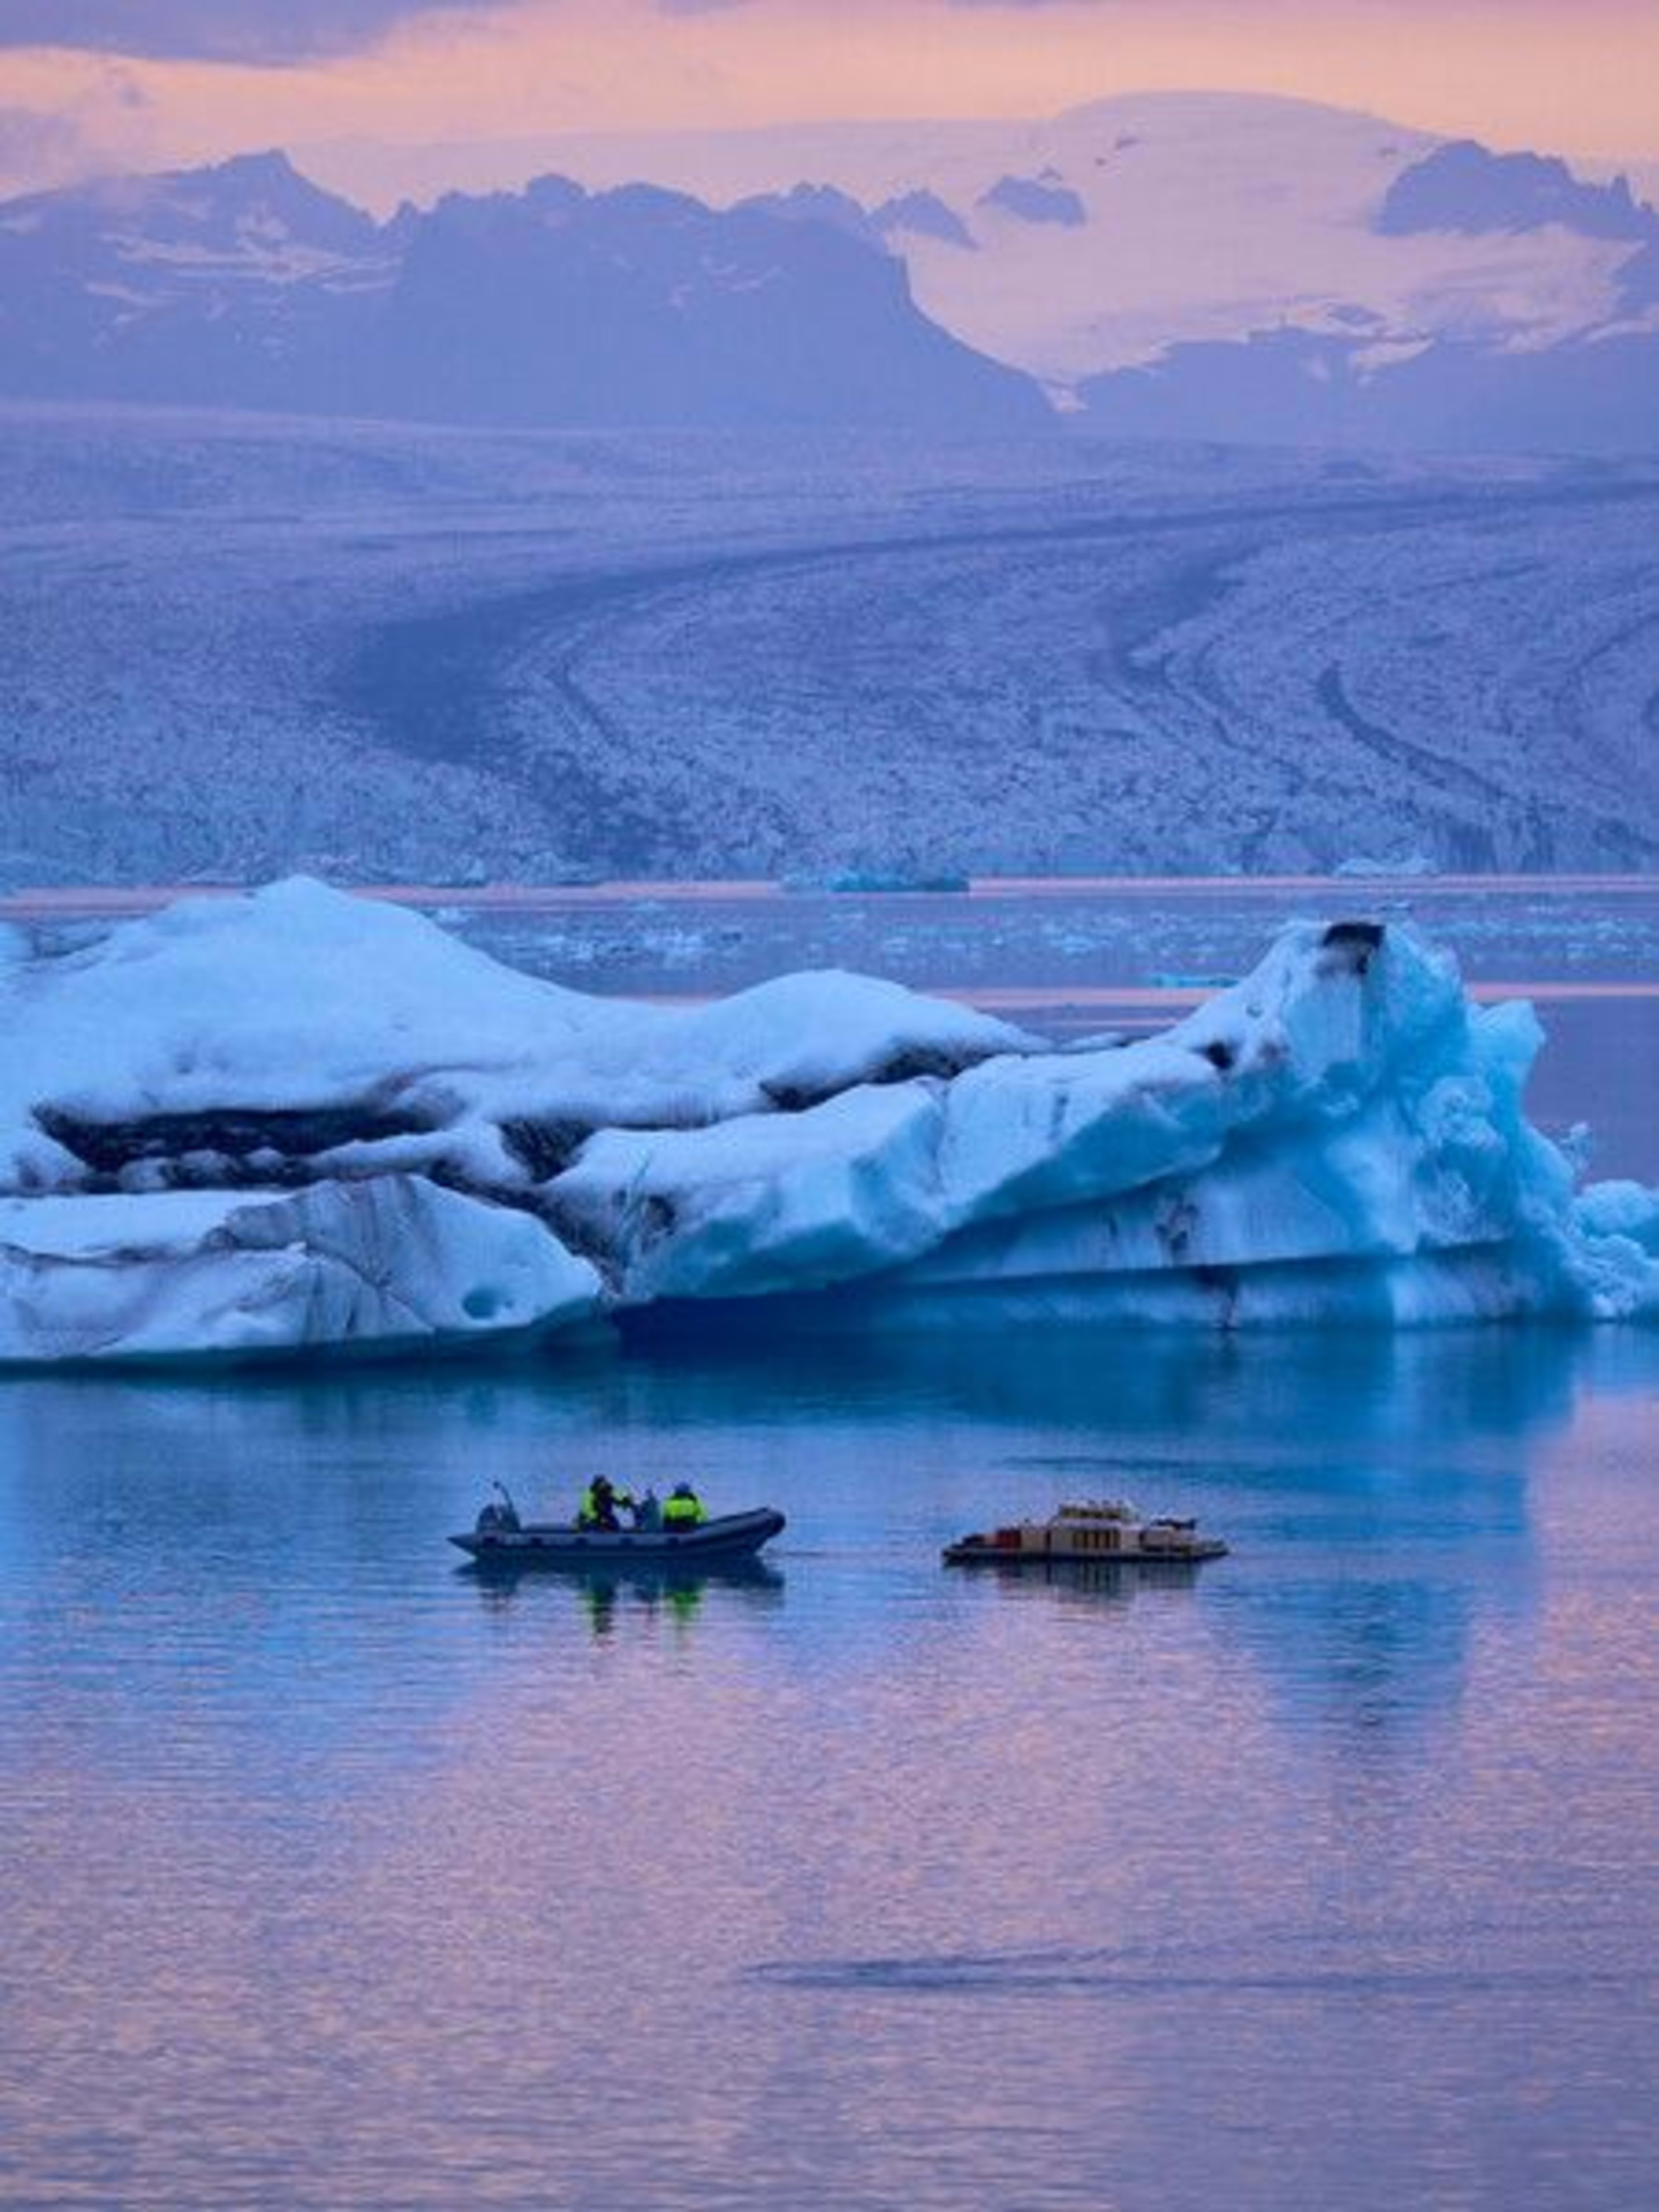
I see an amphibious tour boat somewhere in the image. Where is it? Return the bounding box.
[943,1499,1229,1568]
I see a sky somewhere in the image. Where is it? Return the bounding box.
[1,0,1657,194]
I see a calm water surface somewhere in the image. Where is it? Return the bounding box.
[1,885,1655,2209]
[2,1322,1656,2211]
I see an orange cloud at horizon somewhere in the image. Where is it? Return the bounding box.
[2,0,1657,191]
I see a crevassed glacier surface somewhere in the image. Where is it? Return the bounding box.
[1,880,1653,1363]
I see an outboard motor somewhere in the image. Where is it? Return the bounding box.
[475,1481,521,1536]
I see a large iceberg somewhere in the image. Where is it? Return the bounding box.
[0,1180,601,1364]
[0,880,1653,1363]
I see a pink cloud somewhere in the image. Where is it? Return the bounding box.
[1,0,1653,191]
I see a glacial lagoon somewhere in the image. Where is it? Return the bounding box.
[1,883,1655,2210]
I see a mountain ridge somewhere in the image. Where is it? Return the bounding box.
[0,151,1047,432]
[290,89,1659,453]
[5,94,1658,451]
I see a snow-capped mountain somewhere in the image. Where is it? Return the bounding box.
[306,91,1659,451]
[2,94,1653,447]
[0,149,389,412]
[1072,122,1659,451]
[0,152,1046,431]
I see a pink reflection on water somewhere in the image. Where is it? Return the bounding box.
[5,874,1658,922]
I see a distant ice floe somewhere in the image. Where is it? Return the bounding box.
[1333,853,1437,878]
[0,880,1653,1363]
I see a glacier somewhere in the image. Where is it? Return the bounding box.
[0,879,1654,1363]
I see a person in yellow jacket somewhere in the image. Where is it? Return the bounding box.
[662,1482,708,1529]
[576,1475,634,1531]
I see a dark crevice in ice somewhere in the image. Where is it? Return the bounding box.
[761,1042,994,1115]
[1319,918,1386,976]
[35,1103,432,1179]
[498,1115,597,1182]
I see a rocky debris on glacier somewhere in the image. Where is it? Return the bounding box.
[0,881,1654,1363]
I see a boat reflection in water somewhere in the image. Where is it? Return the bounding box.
[963,1556,1208,1605]
[462,1551,786,1637]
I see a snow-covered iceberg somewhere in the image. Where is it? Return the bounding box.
[0,880,1653,1363]
[0,1180,601,1364]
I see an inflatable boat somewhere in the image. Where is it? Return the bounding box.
[452,1492,785,1567]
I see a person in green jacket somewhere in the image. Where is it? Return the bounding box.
[662,1482,708,1529]
[576,1475,635,1531]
